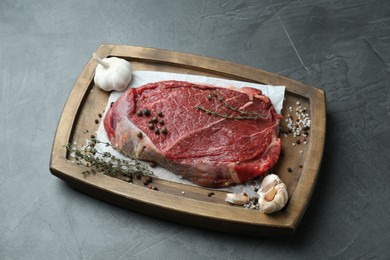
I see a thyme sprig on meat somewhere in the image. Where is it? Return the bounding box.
[195,91,267,120]
[65,138,153,178]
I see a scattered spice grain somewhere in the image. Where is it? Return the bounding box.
[207,192,215,197]
[161,127,168,135]
[149,161,157,168]
[144,108,151,116]
[136,110,143,116]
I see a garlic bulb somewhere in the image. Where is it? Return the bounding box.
[92,53,133,92]
[225,193,250,205]
[257,174,288,214]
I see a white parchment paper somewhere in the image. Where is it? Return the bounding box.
[96,71,285,193]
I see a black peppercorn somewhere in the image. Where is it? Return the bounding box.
[149,162,157,168]
[136,110,143,116]
[157,111,163,117]
[148,123,154,130]
[144,108,151,116]
[143,176,153,186]
[161,127,168,135]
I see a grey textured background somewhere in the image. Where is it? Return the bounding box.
[1,0,389,259]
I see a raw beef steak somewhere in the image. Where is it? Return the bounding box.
[104,80,282,188]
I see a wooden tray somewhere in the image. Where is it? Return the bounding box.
[50,45,326,236]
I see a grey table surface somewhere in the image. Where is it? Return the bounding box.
[1,0,389,259]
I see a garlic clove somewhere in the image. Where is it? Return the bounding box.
[257,174,288,214]
[93,53,133,92]
[225,193,250,205]
[264,186,277,201]
[274,183,288,206]
[259,174,280,193]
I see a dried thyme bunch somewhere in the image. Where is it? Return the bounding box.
[195,91,267,120]
[65,138,153,178]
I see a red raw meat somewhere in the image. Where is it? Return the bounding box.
[104,80,282,188]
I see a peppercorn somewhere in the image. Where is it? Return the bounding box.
[287,167,293,173]
[161,127,168,135]
[94,119,99,124]
[157,111,163,117]
[98,113,102,118]
[143,176,153,186]
[144,108,151,116]
[159,120,164,125]
[136,110,143,116]
[149,117,158,124]
[148,123,154,130]
[149,161,157,168]
[154,128,160,135]
[136,132,143,138]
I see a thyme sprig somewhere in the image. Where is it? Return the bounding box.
[195,91,267,120]
[65,138,153,178]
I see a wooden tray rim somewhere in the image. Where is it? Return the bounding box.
[50,44,326,235]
